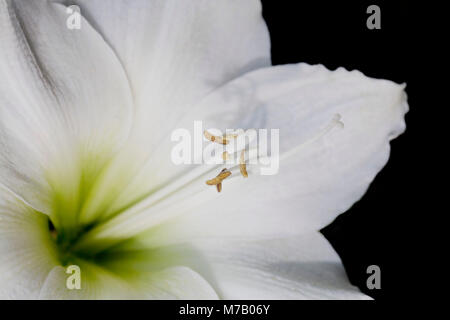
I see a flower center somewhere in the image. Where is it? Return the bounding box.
[47,217,99,265]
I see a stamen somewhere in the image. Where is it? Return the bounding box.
[206,168,232,186]
[72,115,346,250]
[239,150,248,178]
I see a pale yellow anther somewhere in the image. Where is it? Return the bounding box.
[239,150,248,178]
[206,168,232,187]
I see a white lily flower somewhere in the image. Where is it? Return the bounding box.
[0,0,408,299]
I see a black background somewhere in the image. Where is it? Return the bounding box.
[261,0,420,301]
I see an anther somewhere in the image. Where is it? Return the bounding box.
[239,150,248,178]
[206,168,232,187]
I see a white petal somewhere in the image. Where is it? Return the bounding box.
[0,186,59,299]
[57,0,270,117]
[52,0,271,219]
[0,0,133,220]
[101,63,408,247]
[184,233,371,299]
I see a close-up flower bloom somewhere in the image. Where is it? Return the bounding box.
[0,0,408,299]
